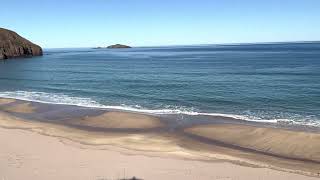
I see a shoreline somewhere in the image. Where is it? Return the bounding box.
[0,97,320,179]
[2,95,320,133]
[0,92,319,128]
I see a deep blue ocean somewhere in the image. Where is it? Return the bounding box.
[0,42,319,126]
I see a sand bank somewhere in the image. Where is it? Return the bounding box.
[185,124,320,162]
[0,102,35,113]
[0,98,36,113]
[0,98,15,105]
[66,111,164,130]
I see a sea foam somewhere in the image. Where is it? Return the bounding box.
[0,91,318,127]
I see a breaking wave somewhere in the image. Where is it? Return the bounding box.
[0,91,318,127]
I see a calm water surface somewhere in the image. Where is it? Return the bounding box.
[0,42,319,126]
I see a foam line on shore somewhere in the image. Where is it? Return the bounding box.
[0,91,318,127]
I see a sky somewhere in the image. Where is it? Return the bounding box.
[1,0,320,48]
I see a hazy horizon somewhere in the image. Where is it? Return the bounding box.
[37,40,320,49]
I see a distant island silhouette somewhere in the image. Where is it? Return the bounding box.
[94,44,131,49]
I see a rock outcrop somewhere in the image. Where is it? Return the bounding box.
[107,44,131,48]
[0,28,43,60]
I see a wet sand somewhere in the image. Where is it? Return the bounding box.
[0,98,320,179]
[185,124,320,162]
[183,124,320,175]
[0,102,35,113]
[0,98,15,105]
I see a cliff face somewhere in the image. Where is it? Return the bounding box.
[0,28,43,60]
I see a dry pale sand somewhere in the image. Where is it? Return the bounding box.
[1,127,319,180]
[66,111,164,129]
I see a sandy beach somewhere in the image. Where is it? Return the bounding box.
[0,98,320,180]
[1,126,319,180]
[2,1,320,179]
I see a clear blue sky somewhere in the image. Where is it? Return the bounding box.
[1,0,319,48]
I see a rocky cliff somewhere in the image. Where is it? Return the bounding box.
[0,28,43,59]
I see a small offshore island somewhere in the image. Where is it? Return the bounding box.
[94,44,132,49]
[0,28,42,60]
[107,44,131,48]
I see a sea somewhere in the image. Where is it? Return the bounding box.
[0,42,319,126]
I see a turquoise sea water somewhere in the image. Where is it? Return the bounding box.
[0,42,319,126]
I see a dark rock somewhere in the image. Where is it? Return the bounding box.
[0,28,43,60]
[119,177,142,180]
[107,44,131,49]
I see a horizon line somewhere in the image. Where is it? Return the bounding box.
[43,40,320,49]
